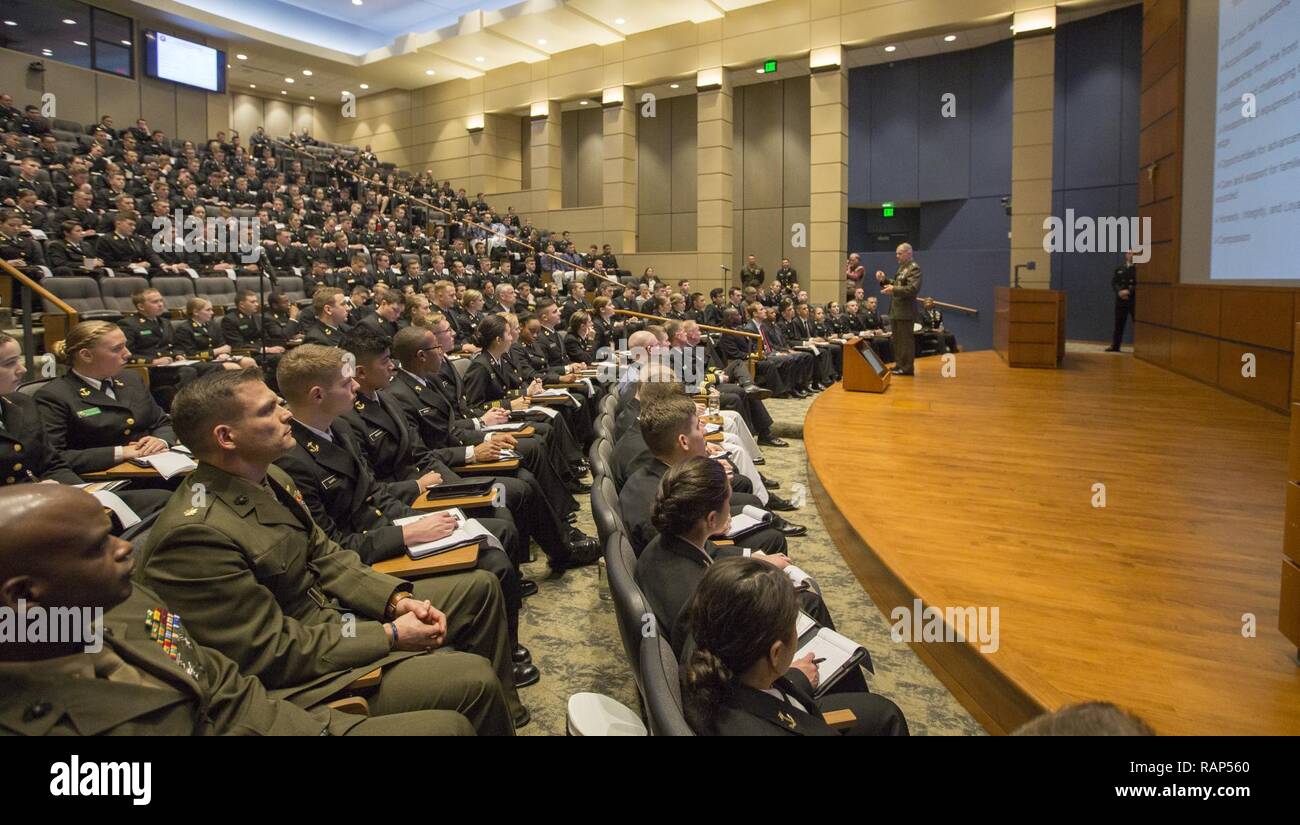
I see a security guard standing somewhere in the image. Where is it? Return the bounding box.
[876,243,922,375]
[0,485,473,737]
[1108,249,1137,352]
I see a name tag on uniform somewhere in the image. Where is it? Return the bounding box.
[77,406,102,418]
[321,475,341,490]
[367,428,385,443]
[140,329,153,336]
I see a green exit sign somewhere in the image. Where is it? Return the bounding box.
[882,206,895,217]
[763,59,777,73]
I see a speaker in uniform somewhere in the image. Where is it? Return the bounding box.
[1108,250,1137,352]
[876,243,922,375]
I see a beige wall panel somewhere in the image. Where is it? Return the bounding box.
[742,80,784,210]
[230,94,263,141]
[672,211,699,252]
[263,99,293,138]
[140,76,178,138]
[173,88,208,143]
[95,72,138,137]
[783,77,810,208]
[639,212,672,251]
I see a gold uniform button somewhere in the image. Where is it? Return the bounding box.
[12,464,21,471]
[374,508,383,517]
[125,418,135,426]
[12,445,20,453]
[4,477,13,484]
[123,429,132,436]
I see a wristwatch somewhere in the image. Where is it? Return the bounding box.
[385,588,412,620]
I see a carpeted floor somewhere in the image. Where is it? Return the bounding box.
[514,391,985,736]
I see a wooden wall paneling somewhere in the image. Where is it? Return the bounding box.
[1171,285,1220,336]
[1216,341,1291,412]
[1220,290,1296,351]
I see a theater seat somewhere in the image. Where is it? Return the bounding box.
[590,475,626,549]
[42,277,121,321]
[276,275,306,303]
[152,276,196,313]
[99,276,150,314]
[194,276,237,312]
[235,275,274,298]
[605,534,650,697]
[640,635,695,736]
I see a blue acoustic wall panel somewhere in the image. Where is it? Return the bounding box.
[867,59,920,203]
[917,49,972,202]
[1051,4,1143,343]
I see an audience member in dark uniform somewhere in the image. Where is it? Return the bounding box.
[302,287,351,346]
[271,345,537,688]
[681,556,909,736]
[619,393,789,557]
[45,220,105,277]
[564,310,600,365]
[116,287,199,404]
[636,456,834,658]
[34,321,176,476]
[918,297,958,355]
[0,332,169,519]
[174,297,260,370]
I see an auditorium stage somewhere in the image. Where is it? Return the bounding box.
[805,350,1300,735]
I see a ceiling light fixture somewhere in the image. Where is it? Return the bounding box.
[74,40,87,47]
[236,53,247,60]
[537,38,547,45]
[3,21,17,27]
[359,83,369,90]
[615,18,625,25]
[425,69,435,75]
[285,78,294,83]
[249,84,256,88]
[281,90,287,95]
[302,69,312,76]
[352,0,363,5]
[62,19,76,25]
[474,56,484,62]
[579,100,588,105]
[884,45,896,53]
[669,83,679,89]
[121,39,131,46]
[944,34,957,42]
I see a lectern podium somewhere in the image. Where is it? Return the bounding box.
[842,337,891,393]
[994,287,1066,368]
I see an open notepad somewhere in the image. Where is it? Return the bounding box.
[795,612,874,698]
[479,422,527,433]
[128,450,198,479]
[721,504,772,539]
[393,508,503,559]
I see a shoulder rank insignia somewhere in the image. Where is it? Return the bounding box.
[78,387,91,398]
[354,399,366,411]
[114,379,125,387]
[307,441,320,453]
[777,710,797,730]
[183,507,198,516]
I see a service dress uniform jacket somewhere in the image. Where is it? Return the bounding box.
[0,584,384,737]
[134,462,521,731]
[0,393,81,485]
[34,371,175,474]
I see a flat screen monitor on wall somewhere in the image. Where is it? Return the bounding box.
[1182,0,1300,283]
[143,30,225,93]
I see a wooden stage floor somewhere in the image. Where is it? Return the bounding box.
[805,350,1300,735]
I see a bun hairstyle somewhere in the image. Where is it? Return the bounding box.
[475,313,507,350]
[651,455,729,537]
[681,556,799,733]
[52,320,119,364]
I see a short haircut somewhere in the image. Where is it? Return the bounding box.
[172,367,267,457]
[1012,702,1155,736]
[235,289,257,305]
[391,324,431,364]
[131,288,160,307]
[639,393,697,457]
[341,327,391,365]
[313,286,344,315]
[276,344,345,404]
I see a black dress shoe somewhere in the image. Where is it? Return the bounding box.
[513,662,540,688]
[890,368,913,376]
[773,519,808,537]
[519,579,539,598]
[752,456,766,465]
[744,386,773,401]
[793,389,810,399]
[758,435,788,448]
[513,708,532,729]
[512,644,532,664]
[767,494,798,512]
[1104,346,1121,352]
[759,474,780,489]
[565,534,602,567]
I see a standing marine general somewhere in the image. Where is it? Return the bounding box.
[875,243,922,376]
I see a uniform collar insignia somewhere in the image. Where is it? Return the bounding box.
[306,441,320,453]
[778,710,797,730]
[78,387,91,398]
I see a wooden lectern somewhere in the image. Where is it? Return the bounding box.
[994,287,1066,368]
[842,337,891,393]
